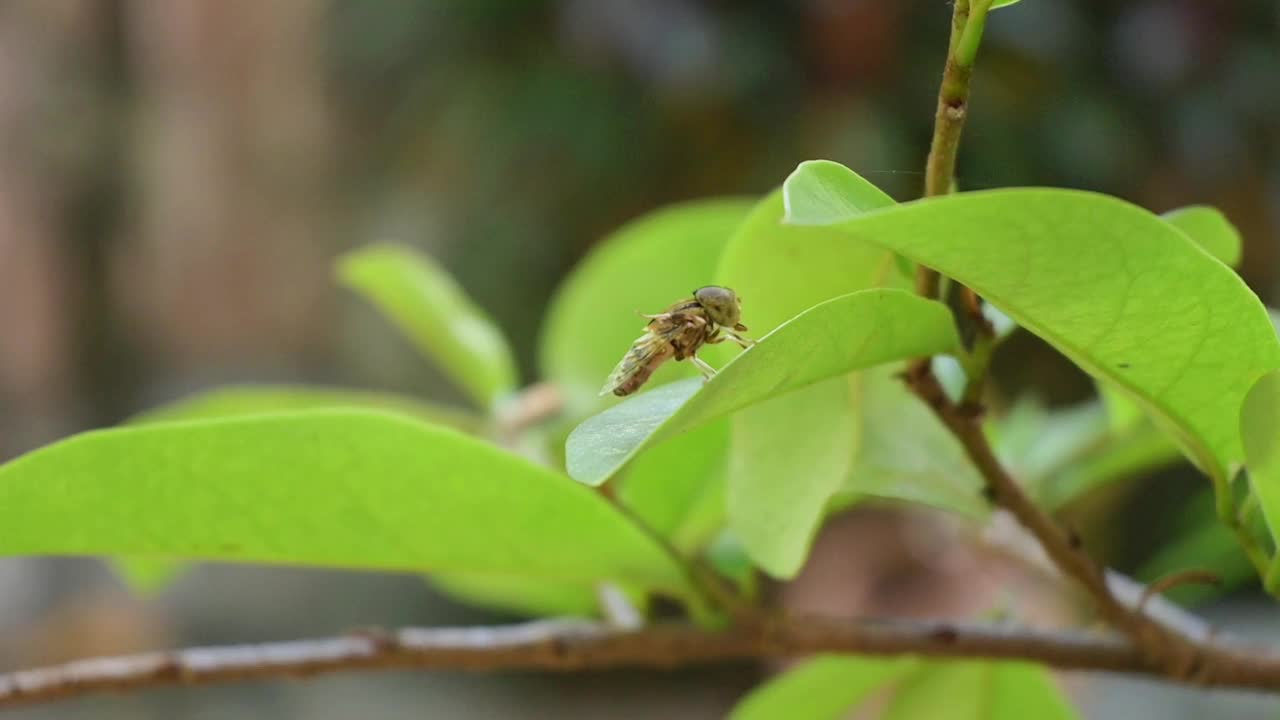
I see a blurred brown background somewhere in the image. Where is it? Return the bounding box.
[0,1,1278,717]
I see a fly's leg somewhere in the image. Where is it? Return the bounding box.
[725,330,756,349]
[690,355,717,382]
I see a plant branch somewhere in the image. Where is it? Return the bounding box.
[917,0,976,299]
[902,365,1224,678]
[6,614,1280,709]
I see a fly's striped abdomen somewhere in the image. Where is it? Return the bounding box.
[610,344,675,396]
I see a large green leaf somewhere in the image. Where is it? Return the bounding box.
[130,385,483,433]
[337,244,518,411]
[539,198,754,415]
[730,656,915,720]
[714,178,905,578]
[1241,370,1280,545]
[844,367,987,518]
[618,419,730,544]
[729,379,857,577]
[112,386,482,594]
[885,662,1078,720]
[0,411,688,593]
[785,160,1280,488]
[565,289,959,487]
[1091,204,1242,440]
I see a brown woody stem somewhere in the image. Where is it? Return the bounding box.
[4,614,1280,709]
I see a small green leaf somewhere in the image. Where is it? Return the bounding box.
[991,0,1023,8]
[539,199,754,415]
[1163,205,1242,268]
[337,244,518,411]
[785,160,1280,488]
[0,411,688,593]
[565,289,959,487]
[430,572,602,619]
[781,159,896,224]
[130,385,483,433]
[1241,370,1280,543]
[886,662,1077,720]
[730,656,916,720]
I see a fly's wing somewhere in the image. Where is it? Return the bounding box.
[598,325,680,396]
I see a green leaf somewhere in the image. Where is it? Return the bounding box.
[785,160,1280,488]
[130,385,483,433]
[0,411,688,593]
[116,386,483,594]
[1092,205,1243,438]
[705,529,755,592]
[1241,370,1280,543]
[1162,206,1242,268]
[730,656,915,720]
[780,159,897,228]
[726,184,900,338]
[716,179,902,578]
[1097,382,1146,435]
[886,662,1077,720]
[1036,424,1181,509]
[430,572,602,619]
[729,379,857,577]
[112,557,186,593]
[670,460,731,552]
[565,289,959,487]
[844,367,988,518]
[993,397,1108,483]
[539,198,754,415]
[991,0,1023,8]
[337,244,518,411]
[618,419,729,545]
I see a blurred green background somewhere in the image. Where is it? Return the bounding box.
[0,1,1277,717]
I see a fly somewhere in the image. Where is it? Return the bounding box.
[599,286,755,397]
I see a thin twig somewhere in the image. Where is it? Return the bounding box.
[902,365,1217,677]
[5,614,1280,709]
[494,382,564,437]
[1136,569,1221,614]
[979,513,1216,643]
